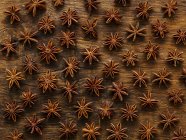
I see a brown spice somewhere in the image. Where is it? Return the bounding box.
[53,0,64,7]
[98,101,113,119]
[85,0,100,13]
[114,0,127,7]
[122,50,138,67]
[121,103,138,121]
[38,16,55,34]
[7,129,23,140]
[173,29,186,45]
[82,19,98,38]
[103,60,119,78]
[59,31,76,48]
[168,89,184,105]
[136,2,152,19]
[4,5,20,24]
[132,69,148,88]
[172,128,186,140]
[152,19,168,38]
[104,9,122,24]
[162,0,178,17]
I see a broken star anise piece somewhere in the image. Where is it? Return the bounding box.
[98,101,113,119]
[104,9,122,24]
[7,129,23,140]
[121,103,138,121]
[59,31,76,48]
[132,69,148,88]
[38,16,55,34]
[136,2,152,19]
[168,89,184,105]
[4,5,20,24]
[162,0,178,17]
[122,50,138,67]
[53,0,64,7]
[85,0,100,13]
[152,19,168,38]
[173,29,186,45]
[103,60,119,78]
[21,90,38,108]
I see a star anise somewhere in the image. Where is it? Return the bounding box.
[59,31,76,48]
[6,68,25,88]
[121,103,138,121]
[62,57,80,78]
[136,2,152,19]
[139,121,157,140]
[162,0,178,17]
[98,101,113,119]
[126,22,146,42]
[59,120,78,139]
[110,81,128,101]
[85,0,100,13]
[81,46,100,65]
[143,41,159,61]
[38,40,61,64]
[132,69,148,87]
[7,129,23,140]
[107,122,128,140]
[53,0,64,7]
[168,89,184,105]
[173,29,186,45]
[84,77,104,96]
[60,8,78,27]
[82,19,98,38]
[159,110,179,130]
[4,101,24,122]
[166,49,184,67]
[122,50,138,67]
[4,5,20,24]
[104,9,122,24]
[180,68,186,84]
[38,16,55,34]
[62,80,78,103]
[25,115,45,135]
[104,33,123,51]
[74,98,93,119]
[103,60,119,78]
[21,90,38,108]
[139,91,158,108]
[38,70,58,93]
[25,0,46,17]
[152,67,171,87]
[23,55,38,74]
[152,19,168,38]
[172,128,186,140]
[82,122,100,140]
[114,0,127,7]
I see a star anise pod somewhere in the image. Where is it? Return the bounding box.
[25,115,45,135]
[132,69,148,87]
[38,40,61,64]
[107,122,128,140]
[60,8,78,27]
[104,9,122,24]
[114,0,127,7]
[168,89,184,105]
[59,120,78,139]
[152,19,168,38]
[38,70,58,93]
[62,80,78,103]
[59,31,76,48]
[104,32,123,51]
[53,0,64,7]
[84,77,104,96]
[7,129,23,140]
[139,121,157,140]
[6,68,25,88]
[38,16,55,34]
[85,0,100,13]
[126,22,146,42]
[139,91,158,108]
[166,49,184,67]
[152,67,171,87]
[122,50,138,67]
[180,68,186,84]
[21,90,38,108]
[143,41,159,61]
[81,46,100,65]
[110,81,128,101]
[23,55,39,74]
[103,60,119,78]
[82,19,98,38]
[4,5,20,24]
[25,0,46,17]
[121,103,138,121]
[62,57,80,78]
[98,101,113,119]
[172,128,186,140]
[136,2,152,19]
[173,29,186,45]
[162,0,178,17]
[82,122,100,140]
[74,98,93,119]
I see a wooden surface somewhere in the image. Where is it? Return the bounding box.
[0,0,186,140]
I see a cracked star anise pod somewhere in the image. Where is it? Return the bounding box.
[162,0,178,17]
[4,5,20,24]
[38,16,55,34]
[7,129,23,140]
[168,89,184,105]
[114,0,128,7]
[136,2,152,19]
[60,8,78,27]
[166,49,184,67]
[103,60,119,78]
[38,70,58,93]
[172,128,186,140]
[25,0,46,17]
[53,0,64,7]
[59,31,76,48]
[152,19,168,38]
[173,29,186,45]
[104,8,122,24]
[132,69,148,88]
[126,22,146,42]
[122,50,138,67]
[121,103,138,121]
[85,0,100,13]
[104,32,123,51]
[98,101,113,119]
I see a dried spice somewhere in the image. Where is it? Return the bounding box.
[121,103,138,121]
[82,19,98,38]
[103,60,119,78]
[122,50,138,67]
[180,68,186,83]
[136,2,152,19]
[4,101,24,122]
[172,128,186,140]
[74,98,93,119]
[114,0,127,7]
[132,69,148,88]
[4,5,20,24]
[60,8,78,27]
[104,9,122,24]
[173,29,186,45]
[59,31,76,48]
[168,89,184,105]
[110,81,128,101]
[162,0,178,17]
[104,33,123,51]
[53,0,64,7]
[21,90,37,108]
[126,22,146,42]
[85,0,100,13]
[98,101,113,119]
[106,123,128,140]
[82,122,100,140]
[25,0,46,17]
[84,77,104,96]
[152,19,168,38]
[62,57,80,78]
[7,129,23,140]
[38,16,55,34]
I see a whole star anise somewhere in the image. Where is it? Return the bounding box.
[103,60,119,78]
[132,69,148,87]
[114,0,127,7]
[172,128,186,140]
[168,89,184,105]
[82,19,98,38]
[122,50,138,67]
[98,101,113,119]
[21,90,38,108]
[136,2,152,19]
[59,31,76,48]
[152,19,168,38]
[173,29,186,45]
[121,103,138,121]
[162,0,178,17]
[85,0,100,13]
[4,5,20,24]
[38,16,55,34]
[104,9,122,24]
[53,0,64,7]
[7,129,23,140]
